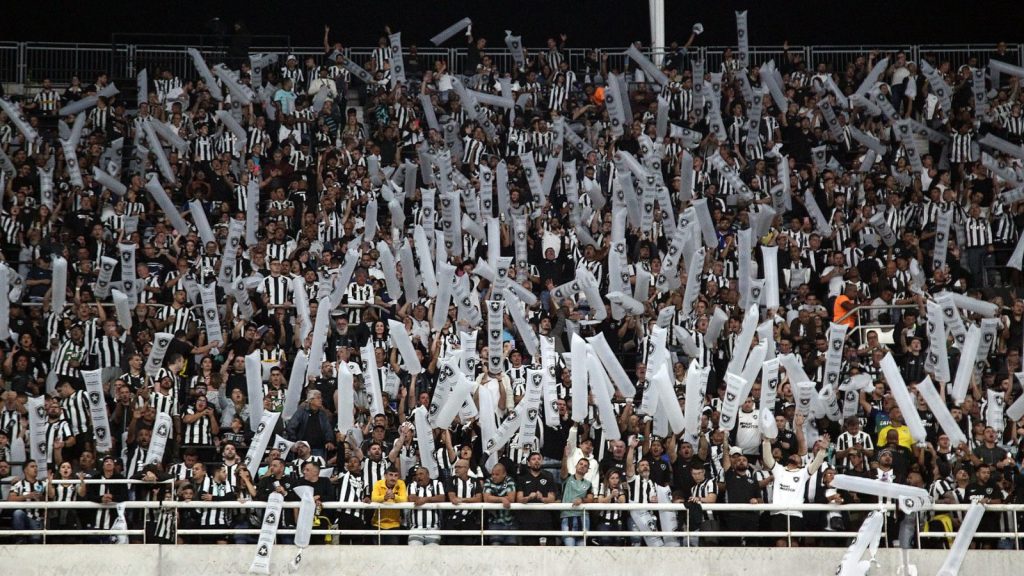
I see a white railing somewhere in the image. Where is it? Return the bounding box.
[2,498,1021,548]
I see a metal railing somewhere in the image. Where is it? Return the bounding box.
[0,477,176,544]
[1,496,1021,548]
[2,42,1022,87]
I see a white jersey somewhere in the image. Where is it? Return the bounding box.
[735,409,761,454]
[769,463,810,517]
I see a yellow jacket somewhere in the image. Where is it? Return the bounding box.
[370,479,407,529]
[877,425,913,450]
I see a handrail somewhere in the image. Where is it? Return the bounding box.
[2,500,1019,545]
[835,303,918,325]
[2,500,1021,513]
[4,41,1022,86]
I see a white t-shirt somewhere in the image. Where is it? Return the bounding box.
[770,463,810,517]
[735,409,761,454]
[437,73,453,92]
[822,266,845,297]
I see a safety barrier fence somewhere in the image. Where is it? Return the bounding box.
[1,42,1020,86]
[1,489,1021,548]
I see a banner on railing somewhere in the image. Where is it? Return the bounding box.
[249,492,284,574]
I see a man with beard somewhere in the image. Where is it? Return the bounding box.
[515,451,557,544]
[762,413,827,547]
[332,454,368,544]
[625,437,659,546]
[720,444,764,543]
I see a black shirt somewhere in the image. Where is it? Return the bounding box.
[541,418,571,461]
[645,455,673,486]
[672,457,698,497]
[516,470,557,527]
[299,476,335,501]
[722,469,761,505]
[600,453,626,478]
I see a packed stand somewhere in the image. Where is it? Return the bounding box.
[0,21,1023,549]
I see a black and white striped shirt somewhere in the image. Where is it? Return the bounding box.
[182,406,214,445]
[90,476,121,529]
[11,479,46,521]
[0,408,22,440]
[33,89,61,113]
[125,444,148,477]
[247,127,270,153]
[690,478,717,519]
[336,471,365,517]
[260,275,292,306]
[950,131,976,163]
[446,476,480,519]
[361,458,388,497]
[157,304,196,334]
[371,47,392,72]
[155,76,183,101]
[965,215,993,248]
[836,430,874,470]
[408,479,445,528]
[192,136,216,162]
[626,475,656,504]
[548,83,569,111]
[51,480,79,503]
[462,137,486,166]
[142,387,179,417]
[90,334,124,369]
[266,241,295,263]
[596,482,629,522]
[280,66,305,87]
[44,419,73,465]
[53,339,86,379]
[345,283,373,324]
[198,477,234,526]
[60,390,90,436]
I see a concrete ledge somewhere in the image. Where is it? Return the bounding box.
[0,544,1019,575]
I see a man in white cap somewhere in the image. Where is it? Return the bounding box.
[290,439,326,472]
[280,54,304,87]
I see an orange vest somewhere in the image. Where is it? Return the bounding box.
[834,295,856,328]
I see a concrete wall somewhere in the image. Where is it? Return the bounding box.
[0,545,1018,575]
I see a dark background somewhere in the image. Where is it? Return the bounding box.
[2,0,1021,47]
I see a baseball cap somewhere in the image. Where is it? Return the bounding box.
[729,447,743,456]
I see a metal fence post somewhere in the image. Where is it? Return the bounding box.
[1015,511,1020,551]
[17,42,26,85]
[786,514,792,547]
[685,506,691,546]
[42,478,49,545]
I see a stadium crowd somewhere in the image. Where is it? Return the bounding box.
[0,19,1023,550]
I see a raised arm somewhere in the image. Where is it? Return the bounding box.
[807,445,828,475]
[625,437,638,479]
[794,412,807,457]
[762,435,777,470]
